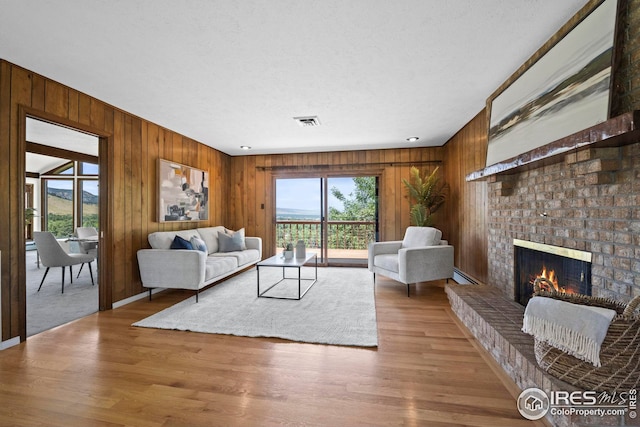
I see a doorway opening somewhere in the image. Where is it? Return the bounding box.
[25,117,100,337]
[275,175,378,266]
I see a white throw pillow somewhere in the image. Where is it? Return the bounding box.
[190,236,208,253]
[196,226,226,254]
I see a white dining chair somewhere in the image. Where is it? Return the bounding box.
[33,231,96,293]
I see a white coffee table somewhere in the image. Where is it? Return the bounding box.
[256,253,318,300]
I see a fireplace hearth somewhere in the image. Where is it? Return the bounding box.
[514,239,592,306]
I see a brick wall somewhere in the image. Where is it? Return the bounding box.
[487,143,640,302]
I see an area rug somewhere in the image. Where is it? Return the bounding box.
[133,266,378,347]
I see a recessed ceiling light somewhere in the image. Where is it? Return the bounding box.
[240,145,251,150]
[406,137,419,142]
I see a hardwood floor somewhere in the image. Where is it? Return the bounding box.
[0,274,544,427]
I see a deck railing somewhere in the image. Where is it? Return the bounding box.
[276,220,376,250]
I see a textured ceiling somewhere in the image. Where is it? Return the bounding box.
[0,0,589,156]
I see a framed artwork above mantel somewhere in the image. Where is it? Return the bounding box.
[485,0,618,168]
[158,158,209,222]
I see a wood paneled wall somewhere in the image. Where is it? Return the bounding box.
[0,61,230,341]
[228,148,444,258]
[441,111,489,284]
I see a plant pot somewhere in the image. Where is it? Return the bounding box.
[283,250,294,259]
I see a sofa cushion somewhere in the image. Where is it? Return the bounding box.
[148,229,199,249]
[212,249,260,266]
[402,227,442,248]
[190,236,208,253]
[204,256,238,281]
[196,226,226,254]
[218,231,244,252]
[170,235,193,250]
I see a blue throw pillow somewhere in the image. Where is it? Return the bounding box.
[190,236,208,253]
[218,231,243,252]
[170,235,193,250]
[225,227,247,250]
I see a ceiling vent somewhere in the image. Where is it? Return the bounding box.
[293,116,321,127]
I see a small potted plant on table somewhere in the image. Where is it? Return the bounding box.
[283,242,294,259]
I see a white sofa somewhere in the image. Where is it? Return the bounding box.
[368,226,454,296]
[137,226,262,302]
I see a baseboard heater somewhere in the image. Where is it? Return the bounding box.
[453,268,479,285]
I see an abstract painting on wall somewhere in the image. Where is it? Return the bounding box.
[485,0,617,167]
[158,159,209,222]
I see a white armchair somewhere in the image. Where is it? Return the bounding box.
[368,226,454,296]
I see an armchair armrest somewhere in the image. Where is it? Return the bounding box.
[137,249,206,290]
[368,241,402,271]
[398,245,454,284]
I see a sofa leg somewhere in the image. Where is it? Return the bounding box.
[373,273,376,283]
[148,288,152,301]
[196,290,199,303]
[407,283,410,297]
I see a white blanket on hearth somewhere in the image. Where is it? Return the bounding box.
[522,296,616,367]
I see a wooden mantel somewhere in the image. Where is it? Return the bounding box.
[466,111,640,181]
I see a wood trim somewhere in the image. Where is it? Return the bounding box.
[21,105,107,139]
[26,141,99,164]
[257,159,441,171]
[24,184,34,240]
[44,161,74,176]
[20,105,112,321]
[466,111,640,181]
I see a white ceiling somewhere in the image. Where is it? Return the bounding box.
[0,0,589,156]
[25,152,68,175]
[27,118,99,157]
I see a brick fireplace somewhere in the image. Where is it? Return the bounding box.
[447,124,640,426]
[487,142,640,304]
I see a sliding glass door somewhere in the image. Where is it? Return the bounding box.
[326,176,378,265]
[275,175,378,266]
[275,177,324,262]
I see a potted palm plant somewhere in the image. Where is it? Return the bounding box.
[402,166,448,226]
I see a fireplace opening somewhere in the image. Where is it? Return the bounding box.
[513,239,592,306]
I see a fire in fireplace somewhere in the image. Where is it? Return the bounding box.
[513,239,592,306]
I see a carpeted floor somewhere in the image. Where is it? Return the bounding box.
[134,266,378,347]
[26,249,98,336]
